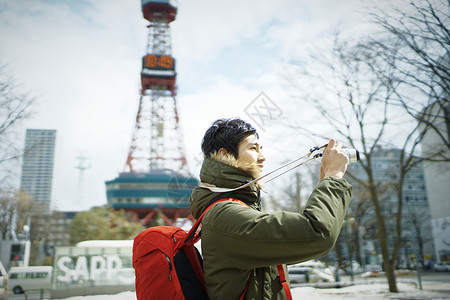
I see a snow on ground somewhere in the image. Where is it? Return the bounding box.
[291,282,449,299]
[62,292,136,300]
[62,282,450,300]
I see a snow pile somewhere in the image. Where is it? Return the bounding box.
[291,282,446,299]
[63,291,136,300]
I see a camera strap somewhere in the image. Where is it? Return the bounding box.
[198,144,328,193]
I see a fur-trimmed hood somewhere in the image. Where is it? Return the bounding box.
[208,152,263,180]
[189,154,262,219]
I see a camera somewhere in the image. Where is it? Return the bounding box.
[341,148,360,164]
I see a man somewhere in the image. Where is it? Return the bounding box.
[189,118,352,299]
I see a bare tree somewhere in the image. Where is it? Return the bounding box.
[283,1,448,292]
[0,63,35,186]
[366,0,449,155]
[347,181,373,267]
[355,0,449,272]
[285,27,419,289]
[286,19,447,288]
[0,188,33,240]
[267,171,305,213]
[278,172,304,212]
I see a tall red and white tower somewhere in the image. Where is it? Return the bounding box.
[126,0,187,173]
[106,0,197,227]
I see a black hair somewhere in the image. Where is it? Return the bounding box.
[201,118,258,158]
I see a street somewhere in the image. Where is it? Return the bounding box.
[0,290,50,300]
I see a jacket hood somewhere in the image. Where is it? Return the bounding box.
[189,153,261,219]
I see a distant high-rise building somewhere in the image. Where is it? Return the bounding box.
[20,129,57,212]
[420,101,450,263]
[347,147,435,267]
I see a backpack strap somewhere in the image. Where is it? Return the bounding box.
[238,272,252,300]
[185,198,247,243]
[277,265,293,300]
[238,266,291,300]
[185,198,250,299]
[187,199,292,300]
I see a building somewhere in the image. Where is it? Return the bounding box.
[106,170,198,227]
[31,211,77,254]
[420,100,450,263]
[47,211,77,248]
[20,129,57,212]
[347,147,435,268]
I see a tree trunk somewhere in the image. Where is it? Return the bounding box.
[392,173,405,271]
[369,184,398,292]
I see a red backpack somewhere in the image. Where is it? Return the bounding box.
[132,198,292,300]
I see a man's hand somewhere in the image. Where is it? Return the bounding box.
[319,139,349,180]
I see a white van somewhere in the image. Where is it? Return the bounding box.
[8,266,53,294]
[0,261,7,289]
[0,268,5,289]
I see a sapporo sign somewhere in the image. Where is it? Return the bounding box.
[52,245,134,289]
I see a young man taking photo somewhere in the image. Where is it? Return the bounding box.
[189,118,352,300]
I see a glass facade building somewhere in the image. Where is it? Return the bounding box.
[20,129,57,212]
[346,147,435,267]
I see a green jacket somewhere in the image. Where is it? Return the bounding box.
[189,157,352,300]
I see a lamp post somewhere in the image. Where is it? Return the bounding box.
[411,215,423,290]
[406,199,423,290]
[359,225,366,271]
[346,214,355,282]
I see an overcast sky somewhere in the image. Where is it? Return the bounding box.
[0,0,378,211]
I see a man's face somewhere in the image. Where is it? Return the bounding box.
[237,134,265,171]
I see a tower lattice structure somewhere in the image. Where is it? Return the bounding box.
[105,1,197,228]
[125,0,187,173]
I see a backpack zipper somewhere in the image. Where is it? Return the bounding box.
[164,254,173,281]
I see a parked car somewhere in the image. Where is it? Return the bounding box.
[288,260,335,283]
[365,264,383,273]
[288,266,310,283]
[301,260,335,282]
[433,262,450,272]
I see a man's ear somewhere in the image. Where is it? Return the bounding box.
[217,148,229,156]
